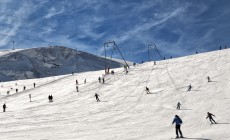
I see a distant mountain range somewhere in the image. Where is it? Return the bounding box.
[0,46,127,81]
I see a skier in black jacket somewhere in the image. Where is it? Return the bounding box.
[95,93,100,102]
[206,112,217,124]
[3,103,6,112]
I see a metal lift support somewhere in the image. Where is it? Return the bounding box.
[104,41,130,74]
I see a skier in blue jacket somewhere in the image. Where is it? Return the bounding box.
[172,115,183,138]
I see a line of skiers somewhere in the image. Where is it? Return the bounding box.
[2,94,55,112]
[5,83,35,95]
[98,77,105,84]
[76,79,87,85]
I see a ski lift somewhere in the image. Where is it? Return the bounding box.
[107,44,116,71]
[103,41,129,74]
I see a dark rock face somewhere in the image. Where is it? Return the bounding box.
[0,46,123,81]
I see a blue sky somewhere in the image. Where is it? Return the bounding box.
[0,0,230,62]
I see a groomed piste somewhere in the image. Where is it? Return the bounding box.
[0,49,229,140]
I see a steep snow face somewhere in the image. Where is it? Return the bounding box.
[0,46,124,81]
[0,49,229,140]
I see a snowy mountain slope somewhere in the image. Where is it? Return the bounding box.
[0,46,125,82]
[0,49,229,140]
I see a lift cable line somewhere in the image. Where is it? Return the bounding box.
[148,43,163,61]
[154,43,163,60]
[103,41,129,74]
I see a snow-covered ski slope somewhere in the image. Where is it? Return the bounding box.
[0,49,229,140]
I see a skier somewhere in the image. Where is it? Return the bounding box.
[102,78,105,84]
[95,93,100,102]
[16,89,18,93]
[206,112,217,124]
[29,94,31,102]
[84,79,86,84]
[50,95,53,102]
[98,77,101,83]
[154,61,156,65]
[187,84,192,91]
[76,86,79,92]
[177,102,181,110]
[33,83,36,88]
[76,79,78,85]
[207,76,211,82]
[172,115,183,138]
[48,95,51,102]
[23,86,26,91]
[3,103,6,112]
[145,87,150,94]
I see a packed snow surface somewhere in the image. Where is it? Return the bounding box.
[0,49,229,140]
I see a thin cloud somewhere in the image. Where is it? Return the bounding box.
[112,7,185,44]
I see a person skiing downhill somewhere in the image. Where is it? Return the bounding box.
[33,83,36,88]
[187,84,192,91]
[145,87,150,94]
[177,102,181,110]
[95,93,100,102]
[76,80,78,85]
[29,94,31,102]
[206,112,217,124]
[48,95,51,102]
[98,77,101,83]
[172,115,183,138]
[102,78,105,84]
[76,86,79,92]
[207,76,211,82]
[3,103,6,112]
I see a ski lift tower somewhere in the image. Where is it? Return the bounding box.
[12,40,15,50]
[103,41,130,74]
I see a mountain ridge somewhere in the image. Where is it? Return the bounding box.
[0,46,126,81]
